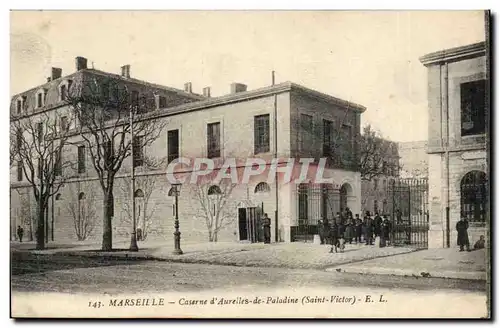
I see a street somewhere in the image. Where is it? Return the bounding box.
[11,252,486,295]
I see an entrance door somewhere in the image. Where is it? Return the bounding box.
[238,208,248,241]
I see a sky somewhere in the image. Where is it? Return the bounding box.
[10,11,486,142]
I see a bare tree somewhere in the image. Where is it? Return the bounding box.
[10,111,74,249]
[66,182,98,241]
[359,125,399,181]
[191,179,237,242]
[120,156,166,241]
[65,75,166,250]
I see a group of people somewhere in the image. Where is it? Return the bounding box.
[318,208,393,253]
[456,216,486,252]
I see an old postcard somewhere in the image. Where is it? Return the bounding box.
[9,10,490,319]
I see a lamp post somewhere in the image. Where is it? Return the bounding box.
[172,183,183,255]
[129,105,139,252]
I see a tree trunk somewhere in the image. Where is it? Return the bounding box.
[208,230,213,242]
[102,190,113,251]
[35,201,45,250]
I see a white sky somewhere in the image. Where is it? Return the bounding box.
[10,11,486,142]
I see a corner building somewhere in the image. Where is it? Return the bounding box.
[420,42,489,248]
[10,56,365,245]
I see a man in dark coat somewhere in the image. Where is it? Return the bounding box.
[354,214,363,243]
[380,215,391,247]
[456,216,470,252]
[364,215,374,245]
[329,222,339,253]
[262,213,271,244]
[17,225,24,243]
[373,212,382,237]
[318,219,329,245]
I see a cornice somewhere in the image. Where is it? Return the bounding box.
[419,41,486,66]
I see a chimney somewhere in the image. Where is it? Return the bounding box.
[51,67,62,80]
[203,87,211,98]
[230,83,247,94]
[46,77,52,82]
[184,82,192,93]
[121,65,130,78]
[75,56,88,71]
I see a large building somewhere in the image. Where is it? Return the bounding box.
[420,41,488,248]
[10,56,365,245]
[398,141,428,179]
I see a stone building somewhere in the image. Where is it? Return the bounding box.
[420,41,488,248]
[10,57,365,245]
[398,141,428,179]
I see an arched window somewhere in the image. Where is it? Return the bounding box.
[55,193,62,201]
[208,185,222,195]
[461,171,487,223]
[134,189,144,198]
[78,192,86,200]
[254,182,270,193]
[168,187,176,197]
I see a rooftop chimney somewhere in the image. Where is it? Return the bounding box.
[184,82,192,93]
[75,56,88,71]
[203,87,211,98]
[230,83,247,94]
[121,65,130,78]
[51,67,62,80]
[46,77,52,82]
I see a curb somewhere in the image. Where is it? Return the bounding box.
[326,265,486,281]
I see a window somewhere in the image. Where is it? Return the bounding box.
[208,185,222,195]
[37,93,43,108]
[60,84,67,101]
[300,114,313,151]
[374,200,379,214]
[323,119,334,157]
[134,189,144,198]
[36,123,43,145]
[207,122,221,158]
[167,129,180,164]
[254,114,270,154]
[461,80,486,136]
[131,90,139,107]
[382,200,388,213]
[16,129,22,151]
[373,178,378,190]
[133,136,144,167]
[342,124,353,162]
[383,179,387,190]
[16,99,22,114]
[17,161,23,181]
[254,182,271,193]
[460,171,486,224]
[60,116,68,132]
[159,96,167,108]
[77,145,86,173]
[54,153,62,176]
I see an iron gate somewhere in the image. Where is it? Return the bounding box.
[388,178,429,249]
[292,184,336,242]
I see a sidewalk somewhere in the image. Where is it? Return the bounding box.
[326,248,487,280]
[11,239,415,270]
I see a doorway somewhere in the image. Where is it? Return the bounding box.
[238,208,248,241]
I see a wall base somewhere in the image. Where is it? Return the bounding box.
[428,229,446,248]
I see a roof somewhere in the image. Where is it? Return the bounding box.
[419,41,486,66]
[152,81,366,119]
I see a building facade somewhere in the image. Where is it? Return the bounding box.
[10,57,366,245]
[420,41,488,248]
[398,141,428,179]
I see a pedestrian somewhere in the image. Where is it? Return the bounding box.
[474,235,485,250]
[355,215,363,243]
[373,212,382,238]
[329,222,339,253]
[456,216,470,252]
[364,214,374,245]
[380,215,391,247]
[262,213,271,244]
[17,225,24,242]
[319,218,330,245]
[345,218,354,244]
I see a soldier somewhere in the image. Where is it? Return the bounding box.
[456,216,470,252]
[262,213,271,244]
[318,218,330,245]
[380,215,392,247]
[364,214,374,245]
[17,225,24,243]
[329,221,339,253]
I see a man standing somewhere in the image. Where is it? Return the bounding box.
[364,214,374,245]
[262,213,271,244]
[456,216,470,252]
[17,225,24,243]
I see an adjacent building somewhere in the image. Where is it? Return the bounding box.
[10,57,366,244]
[420,41,488,248]
[398,141,428,179]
